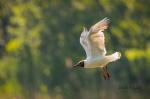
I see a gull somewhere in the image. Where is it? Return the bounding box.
[73,17,121,80]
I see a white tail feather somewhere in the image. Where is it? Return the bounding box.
[106,52,121,62]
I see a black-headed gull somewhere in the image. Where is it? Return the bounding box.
[73,17,121,80]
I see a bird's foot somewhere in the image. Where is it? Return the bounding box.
[102,65,110,80]
[103,71,110,80]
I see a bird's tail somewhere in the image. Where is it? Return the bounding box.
[107,52,121,62]
[112,52,121,61]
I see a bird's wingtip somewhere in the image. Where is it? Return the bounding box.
[83,26,88,32]
[103,17,110,23]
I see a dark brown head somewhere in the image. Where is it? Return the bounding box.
[73,60,84,68]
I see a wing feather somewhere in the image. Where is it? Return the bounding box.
[89,17,109,56]
[90,17,109,33]
[79,17,109,58]
[80,27,91,58]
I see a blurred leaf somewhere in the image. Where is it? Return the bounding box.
[6,39,23,53]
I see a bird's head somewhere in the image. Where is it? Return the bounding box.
[73,60,84,68]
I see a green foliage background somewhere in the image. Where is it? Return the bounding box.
[0,0,150,98]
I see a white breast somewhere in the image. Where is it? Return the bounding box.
[84,56,108,68]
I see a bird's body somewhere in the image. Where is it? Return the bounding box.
[84,55,107,68]
[84,52,121,68]
[73,17,121,79]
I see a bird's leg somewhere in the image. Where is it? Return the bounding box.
[102,65,110,80]
[105,65,110,78]
[102,67,107,80]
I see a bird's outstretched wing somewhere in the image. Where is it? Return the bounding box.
[80,27,91,58]
[90,17,109,33]
[88,17,109,56]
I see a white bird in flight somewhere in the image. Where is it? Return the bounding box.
[73,17,121,80]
